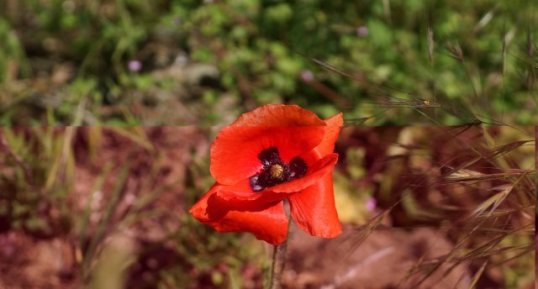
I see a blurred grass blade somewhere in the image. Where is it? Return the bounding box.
[466,261,488,289]
[472,185,512,217]
[473,11,494,32]
[108,127,154,152]
[427,24,434,65]
[82,163,130,277]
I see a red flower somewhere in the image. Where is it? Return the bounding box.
[189,104,343,244]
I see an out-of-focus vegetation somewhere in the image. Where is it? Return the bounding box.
[0,1,536,288]
[0,127,267,288]
[0,0,536,125]
[0,126,534,289]
[335,126,535,289]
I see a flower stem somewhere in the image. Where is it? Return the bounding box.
[268,200,291,289]
[268,240,287,289]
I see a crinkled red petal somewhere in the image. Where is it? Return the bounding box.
[211,202,289,244]
[314,113,343,157]
[206,180,283,219]
[189,184,219,223]
[232,104,325,126]
[289,173,342,238]
[188,184,288,245]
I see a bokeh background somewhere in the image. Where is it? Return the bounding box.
[0,1,536,289]
[0,126,535,289]
[0,0,536,125]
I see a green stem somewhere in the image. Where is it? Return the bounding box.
[268,200,291,289]
[268,240,287,289]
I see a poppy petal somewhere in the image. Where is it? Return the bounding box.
[288,173,342,238]
[189,184,220,223]
[189,184,289,244]
[211,202,289,245]
[232,104,325,126]
[314,113,343,157]
[189,182,276,220]
[207,181,283,218]
[210,125,326,185]
[269,153,338,193]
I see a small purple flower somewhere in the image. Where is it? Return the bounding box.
[356,26,368,38]
[172,16,182,26]
[128,60,142,72]
[366,197,377,212]
[300,70,314,82]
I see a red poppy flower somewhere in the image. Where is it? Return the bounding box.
[189,104,343,244]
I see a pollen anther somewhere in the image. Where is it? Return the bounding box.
[270,164,284,179]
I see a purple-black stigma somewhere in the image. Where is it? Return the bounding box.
[249,147,307,192]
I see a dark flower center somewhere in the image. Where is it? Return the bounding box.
[249,147,307,192]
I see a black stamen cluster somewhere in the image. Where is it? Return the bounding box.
[249,147,307,192]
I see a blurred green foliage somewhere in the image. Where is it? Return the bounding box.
[0,126,268,288]
[0,127,76,236]
[0,0,536,125]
